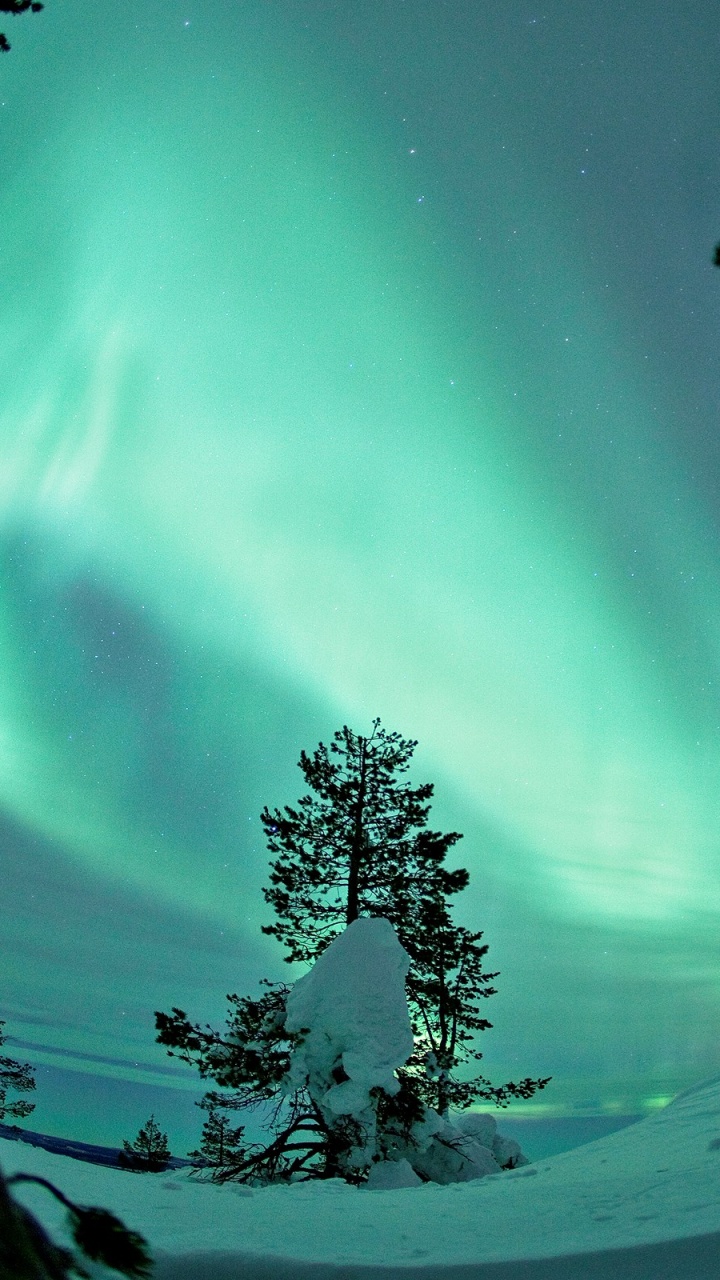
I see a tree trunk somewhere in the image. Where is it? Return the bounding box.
[346,736,368,923]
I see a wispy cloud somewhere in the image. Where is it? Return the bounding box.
[6,1036,193,1081]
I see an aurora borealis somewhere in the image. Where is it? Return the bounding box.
[1,0,720,1151]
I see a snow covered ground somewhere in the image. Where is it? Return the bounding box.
[3,1073,720,1279]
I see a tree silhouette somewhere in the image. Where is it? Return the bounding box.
[0,1,44,54]
[261,720,549,1115]
[188,1097,248,1174]
[261,720,466,963]
[0,1020,36,1122]
[118,1115,171,1173]
[157,721,550,1182]
[0,1161,151,1279]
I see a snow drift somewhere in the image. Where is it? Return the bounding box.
[4,1073,720,1277]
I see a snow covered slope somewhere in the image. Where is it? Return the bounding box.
[3,1074,720,1279]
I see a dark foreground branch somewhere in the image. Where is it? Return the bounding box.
[0,1164,152,1280]
[0,0,43,52]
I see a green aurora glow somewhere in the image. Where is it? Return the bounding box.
[1,0,719,1142]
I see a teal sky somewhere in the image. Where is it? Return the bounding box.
[1,0,720,1150]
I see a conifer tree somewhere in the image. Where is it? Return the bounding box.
[118,1116,171,1173]
[156,720,549,1181]
[260,720,467,963]
[156,994,350,1183]
[0,1020,36,1122]
[261,720,549,1115]
[188,1097,248,1173]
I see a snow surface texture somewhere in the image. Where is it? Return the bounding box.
[284,915,414,1120]
[4,1073,720,1278]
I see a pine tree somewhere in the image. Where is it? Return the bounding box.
[118,1116,171,1173]
[0,1021,36,1123]
[188,1096,248,1173]
[261,720,549,1116]
[260,720,467,963]
[156,992,342,1183]
[404,898,549,1114]
[156,720,550,1181]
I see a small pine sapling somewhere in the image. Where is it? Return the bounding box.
[188,1096,248,1176]
[118,1115,171,1173]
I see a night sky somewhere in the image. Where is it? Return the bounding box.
[1,0,719,1154]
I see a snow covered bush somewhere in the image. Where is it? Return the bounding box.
[158,914,529,1185]
[366,1067,530,1186]
[280,916,530,1186]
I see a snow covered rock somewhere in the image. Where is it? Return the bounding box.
[398,1109,528,1184]
[411,1131,502,1184]
[365,1158,423,1190]
[455,1110,529,1169]
[491,1132,529,1168]
[281,917,528,1185]
[455,1110,497,1148]
[284,917,414,1121]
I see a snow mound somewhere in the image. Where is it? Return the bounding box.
[456,1110,498,1147]
[411,1127,502,1183]
[491,1131,527,1168]
[457,1110,528,1169]
[365,1157,422,1190]
[371,1107,527,1186]
[284,916,413,1118]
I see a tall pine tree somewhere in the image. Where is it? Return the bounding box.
[261,720,467,963]
[156,720,549,1181]
[261,720,548,1115]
